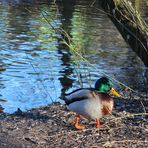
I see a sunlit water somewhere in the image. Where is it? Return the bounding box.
[0,0,147,113]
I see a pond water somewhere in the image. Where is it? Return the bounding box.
[0,0,148,113]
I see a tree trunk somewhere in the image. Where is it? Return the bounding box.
[98,0,148,67]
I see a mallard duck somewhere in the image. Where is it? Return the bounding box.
[63,77,120,129]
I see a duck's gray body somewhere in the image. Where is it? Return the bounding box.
[64,88,113,120]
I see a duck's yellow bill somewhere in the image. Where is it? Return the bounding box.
[110,88,120,97]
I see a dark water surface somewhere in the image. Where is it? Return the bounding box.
[0,0,147,113]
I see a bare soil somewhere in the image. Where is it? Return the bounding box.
[0,91,148,148]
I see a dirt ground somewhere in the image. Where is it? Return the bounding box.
[0,90,148,148]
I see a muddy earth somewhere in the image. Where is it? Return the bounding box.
[0,90,148,148]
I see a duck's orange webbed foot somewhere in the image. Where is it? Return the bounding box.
[74,115,85,130]
[96,119,102,128]
[75,124,85,130]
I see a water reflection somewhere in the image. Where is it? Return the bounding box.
[0,0,147,113]
[58,0,76,97]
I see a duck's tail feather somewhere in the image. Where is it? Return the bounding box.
[60,95,71,105]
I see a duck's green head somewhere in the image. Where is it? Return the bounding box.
[95,77,120,97]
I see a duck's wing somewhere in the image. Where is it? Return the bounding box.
[63,88,98,105]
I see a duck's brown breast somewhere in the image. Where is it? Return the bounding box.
[96,93,114,116]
